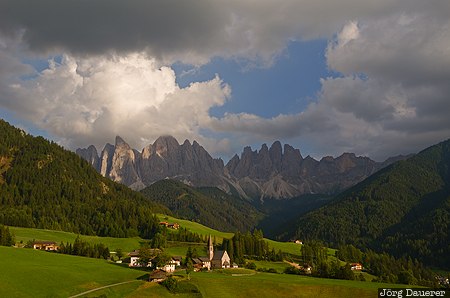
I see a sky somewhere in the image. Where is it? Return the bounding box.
[0,0,449,162]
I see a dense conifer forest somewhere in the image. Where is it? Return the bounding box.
[0,119,168,239]
[140,179,263,232]
[287,139,450,268]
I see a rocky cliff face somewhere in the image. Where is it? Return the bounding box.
[77,137,407,199]
[225,142,387,199]
[79,136,229,191]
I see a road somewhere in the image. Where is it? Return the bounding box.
[68,280,140,298]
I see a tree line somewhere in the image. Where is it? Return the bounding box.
[337,244,436,286]
[57,236,110,259]
[221,230,283,264]
[0,225,14,246]
[0,119,167,240]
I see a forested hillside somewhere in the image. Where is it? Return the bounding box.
[0,119,168,238]
[287,139,450,268]
[140,179,263,232]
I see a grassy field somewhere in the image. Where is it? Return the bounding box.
[0,246,145,297]
[0,246,404,298]
[157,214,312,258]
[250,260,291,273]
[9,226,143,252]
[165,241,206,257]
[157,214,234,241]
[188,270,402,298]
[10,223,336,261]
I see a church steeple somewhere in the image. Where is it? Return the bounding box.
[208,235,214,260]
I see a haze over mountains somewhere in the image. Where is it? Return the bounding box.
[77,136,408,200]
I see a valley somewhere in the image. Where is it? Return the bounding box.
[0,119,449,297]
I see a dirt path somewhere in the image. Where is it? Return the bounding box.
[284,260,301,269]
[69,280,140,298]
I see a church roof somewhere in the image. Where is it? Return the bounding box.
[212,250,227,260]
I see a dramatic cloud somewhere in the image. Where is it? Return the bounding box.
[0,0,449,159]
[0,48,231,153]
[212,10,450,159]
[1,0,447,66]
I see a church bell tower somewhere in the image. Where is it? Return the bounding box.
[208,235,214,260]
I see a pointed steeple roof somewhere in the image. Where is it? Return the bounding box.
[208,235,213,247]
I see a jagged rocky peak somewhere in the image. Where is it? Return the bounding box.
[76,145,100,168]
[154,135,180,157]
[141,143,153,159]
[99,143,115,177]
[77,137,407,199]
[115,135,129,147]
[269,141,282,172]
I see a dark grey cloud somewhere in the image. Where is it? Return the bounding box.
[1,0,449,160]
[0,0,228,62]
[2,0,447,65]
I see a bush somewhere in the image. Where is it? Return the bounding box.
[267,268,278,274]
[161,276,178,292]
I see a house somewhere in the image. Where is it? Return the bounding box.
[192,258,204,272]
[294,240,303,244]
[149,270,169,283]
[350,263,363,271]
[298,264,312,274]
[128,249,161,267]
[168,223,180,230]
[232,262,239,268]
[159,222,180,229]
[192,257,211,271]
[198,257,211,270]
[32,241,59,251]
[172,256,182,267]
[158,261,176,273]
[128,250,142,267]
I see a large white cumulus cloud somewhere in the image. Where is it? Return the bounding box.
[0,49,231,152]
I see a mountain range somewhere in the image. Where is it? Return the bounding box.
[281,138,450,268]
[1,117,449,268]
[77,136,408,200]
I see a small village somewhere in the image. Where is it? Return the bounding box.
[26,220,373,286]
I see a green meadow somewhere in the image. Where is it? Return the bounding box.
[0,246,144,297]
[187,270,401,298]
[157,214,309,257]
[0,245,402,298]
[157,214,234,241]
[250,260,291,273]
[10,221,334,260]
[9,226,143,252]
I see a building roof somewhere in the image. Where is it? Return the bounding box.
[192,258,203,265]
[198,257,210,262]
[128,250,140,257]
[33,241,57,245]
[128,248,161,257]
[212,250,227,260]
[149,270,168,280]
